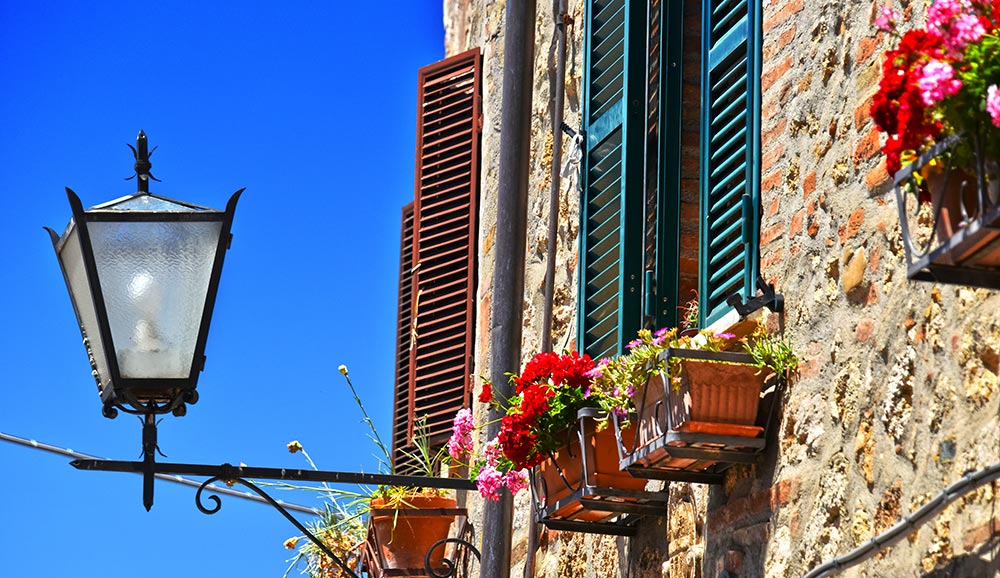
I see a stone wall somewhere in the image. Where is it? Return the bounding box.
[440,0,1000,576]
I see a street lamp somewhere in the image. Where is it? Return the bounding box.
[48,133,479,578]
[46,130,241,420]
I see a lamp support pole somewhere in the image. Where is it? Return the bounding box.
[141,413,158,511]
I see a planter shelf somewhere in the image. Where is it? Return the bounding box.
[894,135,1000,289]
[532,408,669,536]
[616,348,782,485]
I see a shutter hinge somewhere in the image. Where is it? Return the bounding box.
[643,270,656,326]
[741,194,752,244]
[726,275,784,317]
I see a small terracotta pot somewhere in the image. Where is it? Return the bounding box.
[369,495,457,572]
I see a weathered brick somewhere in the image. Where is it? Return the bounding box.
[866,159,890,191]
[869,243,881,273]
[762,169,783,194]
[856,35,882,67]
[762,143,786,173]
[762,94,780,120]
[854,126,882,167]
[789,208,805,237]
[803,171,817,198]
[761,55,793,94]
[855,95,874,131]
[761,222,785,246]
[763,248,785,269]
[767,196,781,218]
[762,118,788,150]
[847,207,865,239]
[764,0,804,33]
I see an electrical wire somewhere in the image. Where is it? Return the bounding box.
[0,431,322,515]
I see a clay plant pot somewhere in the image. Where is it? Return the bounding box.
[670,358,770,434]
[921,165,977,245]
[536,418,646,522]
[625,356,770,472]
[368,495,457,572]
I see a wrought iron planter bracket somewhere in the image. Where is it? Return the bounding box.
[70,419,478,578]
[726,275,784,317]
[892,133,1000,289]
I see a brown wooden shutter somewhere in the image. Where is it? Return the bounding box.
[408,48,481,447]
[390,202,420,473]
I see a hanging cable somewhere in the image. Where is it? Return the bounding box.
[0,431,321,515]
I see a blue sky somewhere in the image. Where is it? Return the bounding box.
[0,2,445,576]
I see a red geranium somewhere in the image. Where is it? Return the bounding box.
[485,351,597,471]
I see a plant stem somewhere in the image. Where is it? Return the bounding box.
[341,371,392,471]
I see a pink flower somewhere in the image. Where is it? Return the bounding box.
[503,469,530,496]
[583,357,610,379]
[927,0,985,56]
[475,463,504,501]
[447,408,474,461]
[876,4,898,31]
[987,85,1000,128]
[917,60,962,106]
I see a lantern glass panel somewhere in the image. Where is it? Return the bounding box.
[59,221,112,390]
[102,195,203,212]
[87,219,223,379]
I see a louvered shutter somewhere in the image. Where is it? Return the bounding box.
[409,49,481,446]
[391,203,420,474]
[699,0,760,325]
[578,0,648,360]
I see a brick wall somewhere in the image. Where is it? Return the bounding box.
[440,0,1000,576]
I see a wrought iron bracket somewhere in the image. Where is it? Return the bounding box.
[70,418,479,578]
[726,275,784,317]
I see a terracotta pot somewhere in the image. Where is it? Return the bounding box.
[627,359,768,472]
[922,165,977,244]
[369,495,457,572]
[536,419,646,521]
[675,359,769,428]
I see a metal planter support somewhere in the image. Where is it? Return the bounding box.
[894,134,1000,289]
[532,408,669,536]
[617,348,783,485]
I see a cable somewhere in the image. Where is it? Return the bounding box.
[0,431,322,515]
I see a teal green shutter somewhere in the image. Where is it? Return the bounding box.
[653,0,684,330]
[699,0,761,325]
[578,0,648,359]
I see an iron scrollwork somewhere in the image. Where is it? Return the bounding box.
[195,468,363,578]
[424,528,481,578]
[192,465,479,578]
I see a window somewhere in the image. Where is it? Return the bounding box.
[578,0,761,359]
[391,49,482,474]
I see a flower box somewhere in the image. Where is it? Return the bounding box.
[617,348,780,484]
[365,496,465,578]
[895,137,1000,289]
[532,408,669,536]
